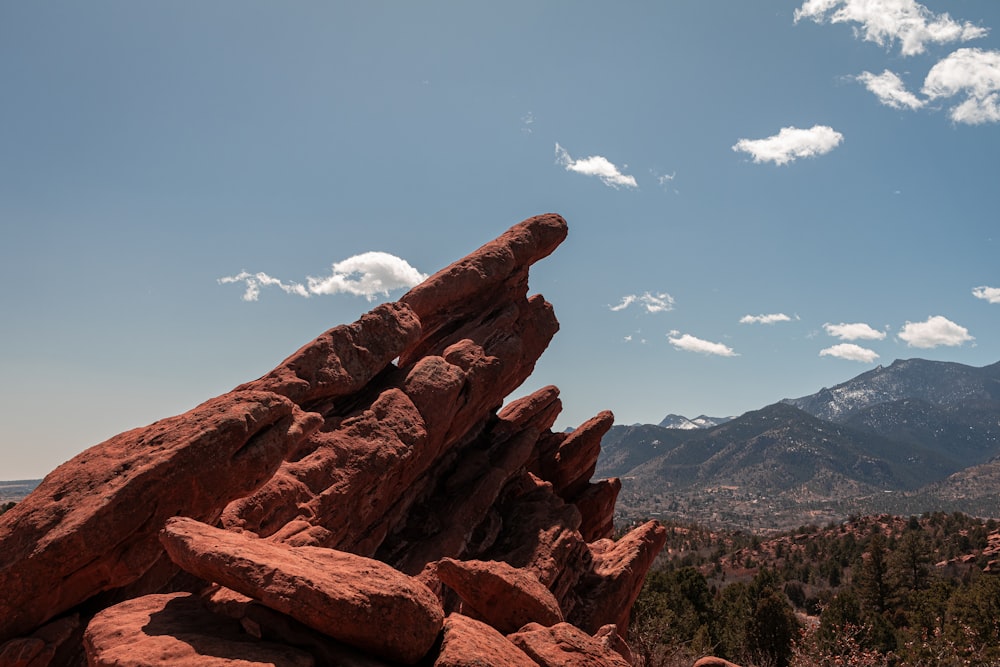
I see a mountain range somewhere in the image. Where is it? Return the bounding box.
[599,358,1000,531]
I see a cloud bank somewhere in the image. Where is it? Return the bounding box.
[610,292,675,314]
[794,0,988,56]
[732,125,844,165]
[973,286,1000,304]
[219,251,427,302]
[897,315,974,348]
[823,322,887,340]
[668,331,739,357]
[554,143,637,189]
[820,343,880,363]
[740,313,793,325]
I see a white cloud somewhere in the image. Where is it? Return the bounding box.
[820,343,880,363]
[668,332,739,357]
[554,143,637,189]
[857,70,926,110]
[794,0,988,56]
[732,125,844,165]
[923,48,1000,124]
[823,322,887,340]
[217,272,309,302]
[973,286,1000,304]
[219,251,427,302]
[897,315,974,348]
[740,313,793,325]
[610,292,675,314]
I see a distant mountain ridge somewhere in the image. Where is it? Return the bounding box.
[781,358,1000,421]
[658,414,733,429]
[601,358,1000,530]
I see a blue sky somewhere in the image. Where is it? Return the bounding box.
[2,1,998,479]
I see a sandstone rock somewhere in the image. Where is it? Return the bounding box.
[235,301,421,408]
[436,557,564,634]
[0,615,79,667]
[485,473,590,610]
[399,213,567,365]
[0,392,321,644]
[160,516,443,664]
[548,411,615,499]
[574,479,621,543]
[202,587,394,667]
[379,385,564,576]
[83,592,314,667]
[570,520,668,634]
[433,613,537,667]
[508,622,631,667]
[593,624,634,664]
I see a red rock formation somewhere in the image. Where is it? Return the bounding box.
[0,214,666,666]
[435,557,564,634]
[434,614,537,667]
[0,392,321,644]
[159,516,444,664]
[84,593,314,667]
[509,622,632,667]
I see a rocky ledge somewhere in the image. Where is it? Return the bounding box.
[0,214,666,666]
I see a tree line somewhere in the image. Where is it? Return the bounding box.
[628,512,1000,666]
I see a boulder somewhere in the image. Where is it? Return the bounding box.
[570,520,668,633]
[508,622,631,667]
[436,557,564,634]
[159,516,443,664]
[433,614,537,667]
[83,592,314,667]
[0,615,79,667]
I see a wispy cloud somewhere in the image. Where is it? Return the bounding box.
[740,313,794,325]
[610,292,675,314]
[857,70,926,110]
[973,286,1000,304]
[823,322,887,341]
[794,0,988,57]
[923,48,1000,124]
[732,125,844,165]
[897,315,974,348]
[820,343,880,363]
[218,272,310,302]
[668,331,739,357]
[554,143,637,189]
[521,111,535,134]
[219,251,427,302]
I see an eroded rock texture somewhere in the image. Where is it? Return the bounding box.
[0,214,666,666]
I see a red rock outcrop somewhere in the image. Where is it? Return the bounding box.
[509,622,632,667]
[0,213,666,666]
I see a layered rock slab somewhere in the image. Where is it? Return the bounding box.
[0,392,321,644]
[509,622,632,667]
[435,557,563,634]
[83,593,314,667]
[433,614,537,667]
[159,516,443,664]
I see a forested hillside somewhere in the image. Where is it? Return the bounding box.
[629,512,1000,666]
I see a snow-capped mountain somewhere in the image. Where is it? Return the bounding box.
[658,414,733,429]
[782,358,1000,422]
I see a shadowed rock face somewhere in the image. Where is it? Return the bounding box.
[0,214,666,666]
